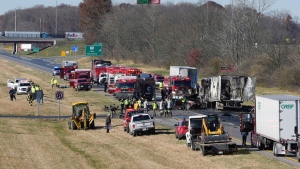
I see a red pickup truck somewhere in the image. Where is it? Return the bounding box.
[123,109,144,133]
[74,78,92,91]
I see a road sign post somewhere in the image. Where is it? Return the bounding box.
[55,91,64,120]
[85,44,102,56]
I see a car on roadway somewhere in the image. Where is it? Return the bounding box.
[53,67,60,76]
[175,119,189,140]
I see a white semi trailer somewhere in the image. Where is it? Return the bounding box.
[240,95,300,157]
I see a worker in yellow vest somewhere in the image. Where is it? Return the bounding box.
[159,82,164,89]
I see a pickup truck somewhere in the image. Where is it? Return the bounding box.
[123,109,145,133]
[128,113,155,137]
[16,80,31,95]
[74,78,92,91]
[7,78,27,89]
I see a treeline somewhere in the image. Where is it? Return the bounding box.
[1,0,300,88]
[0,4,81,37]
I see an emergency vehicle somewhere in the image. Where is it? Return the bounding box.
[60,60,78,81]
[69,69,92,87]
[164,76,192,100]
[91,59,111,84]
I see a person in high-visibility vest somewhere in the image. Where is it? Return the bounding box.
[51,78,54,89]
[124,98,129,109]
[53,79,58,88]
[120,98,124,113]
[133,101,139,110]
[152,101,157,117]
[159,82,164,89]
[137,99,142,109]
[182,96,187,111]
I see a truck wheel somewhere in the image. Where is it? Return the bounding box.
[68,121,70,129]
[257,139,263,150]
[90,121,95,129]
[133,131,136,137]
[190,140,195,150]
[186,104,190,110]
[127,127,129,133]
[273,143,278,157]
[186,142,191,147]
[200,147,206,156]
[70,121,77,130]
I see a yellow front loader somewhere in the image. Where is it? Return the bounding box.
[68,102,96,130]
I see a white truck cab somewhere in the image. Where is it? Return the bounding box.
[7,78,27,89]
[16,80,31,95]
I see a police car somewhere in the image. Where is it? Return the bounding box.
[53,66,60,76]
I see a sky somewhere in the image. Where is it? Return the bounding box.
[0,0,299,19]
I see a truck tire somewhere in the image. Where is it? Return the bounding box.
[190,140,195,151]
[133,131,136,137]
[273,143,278,157]
[70,121,77,130]
[186,142,191,147]
[68,121,71,129]
[127,127,129,133]
[90,121,95,129]
[200,147,206,156]
[186,104,190,110]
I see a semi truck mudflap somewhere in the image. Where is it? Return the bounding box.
[243,77,256,101]
[209,76,221,102]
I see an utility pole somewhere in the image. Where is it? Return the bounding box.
[55,0,58,38]
[14,9,16,31]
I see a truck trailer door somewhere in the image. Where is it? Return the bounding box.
[208,76,221,102]
[188,69,198,89]
[243,77,256,101]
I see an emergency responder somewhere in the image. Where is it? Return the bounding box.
[31,84,36,100]
[29,79,34,86]
[143,99,149,114]
[159,82,163,89]
[152,100,158,117]
[196,83,200,95]
[137,98,142,109]
[182,96,187,111]
[166,98,173,117]
[161,88,165,101]
[53,79,58,88]
[159,100,165,117]
[106,114,111,133]
[133,101,139,110]
[124,97,129,109]
[51,78,54,89]
[120,98,124,113]
[9,88,16,101]
[103,80,108,92]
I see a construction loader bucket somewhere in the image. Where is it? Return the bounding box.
[202,134,229,144]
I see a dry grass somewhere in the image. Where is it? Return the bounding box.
[0,57,298,169]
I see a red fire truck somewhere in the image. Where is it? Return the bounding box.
[91,60,111,84]
[69,69,92,87]
[164,76,192,99]
[60,60,78,81]
[114,75,155,100]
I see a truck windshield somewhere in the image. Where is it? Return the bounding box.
[116,83,134,88]
[133,115,150,121]
[174,80,191,87]
[78,79,87,83]
[20,83,31,87]
[78,75,89,79]
[190,118,202,127]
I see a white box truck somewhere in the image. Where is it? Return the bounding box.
[170,66,198,89]
[240,95,300,157]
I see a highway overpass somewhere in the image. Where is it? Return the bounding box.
[0,37,57,54]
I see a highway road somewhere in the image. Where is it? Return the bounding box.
[1,51,300,167]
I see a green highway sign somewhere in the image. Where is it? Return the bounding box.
[85,45,102,56]
[137,0,149,4]
[33,47,39,52]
